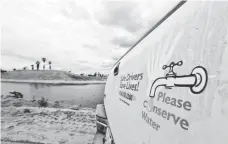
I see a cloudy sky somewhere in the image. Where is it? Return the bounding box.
[1,0,177,74]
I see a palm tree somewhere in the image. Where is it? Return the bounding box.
[36,61,40,70]
[23,67,27,70]
[48,61,52,70]
[13,68,16,71]
[31,65,34,70]
[42,58,46,70]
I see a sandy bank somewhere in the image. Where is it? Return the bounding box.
[1,97,98,144]
[1,70,107,81]
[1,79,106,85]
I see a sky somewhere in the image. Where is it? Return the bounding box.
[1,0,178,74]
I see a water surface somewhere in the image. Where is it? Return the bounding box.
[1,82,105,108]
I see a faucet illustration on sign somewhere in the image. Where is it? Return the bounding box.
[149,60,208,98]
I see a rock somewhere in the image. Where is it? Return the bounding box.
[7,125,14,130]
[23,108,31,113]
[9,91,23,98]
[69,105,80,110]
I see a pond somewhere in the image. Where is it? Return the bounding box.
[1,82,106,108]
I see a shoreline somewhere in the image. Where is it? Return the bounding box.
[1,79,106,85]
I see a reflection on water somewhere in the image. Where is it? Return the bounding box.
[1,82,105,108]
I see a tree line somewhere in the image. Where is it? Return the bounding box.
[13,58,52,71]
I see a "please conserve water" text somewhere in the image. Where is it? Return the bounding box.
[142,91,192,131]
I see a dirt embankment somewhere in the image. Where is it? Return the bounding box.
[1,70,106,81]
[1,96,97,144]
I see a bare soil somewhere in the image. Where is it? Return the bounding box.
[1,97,97,144]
